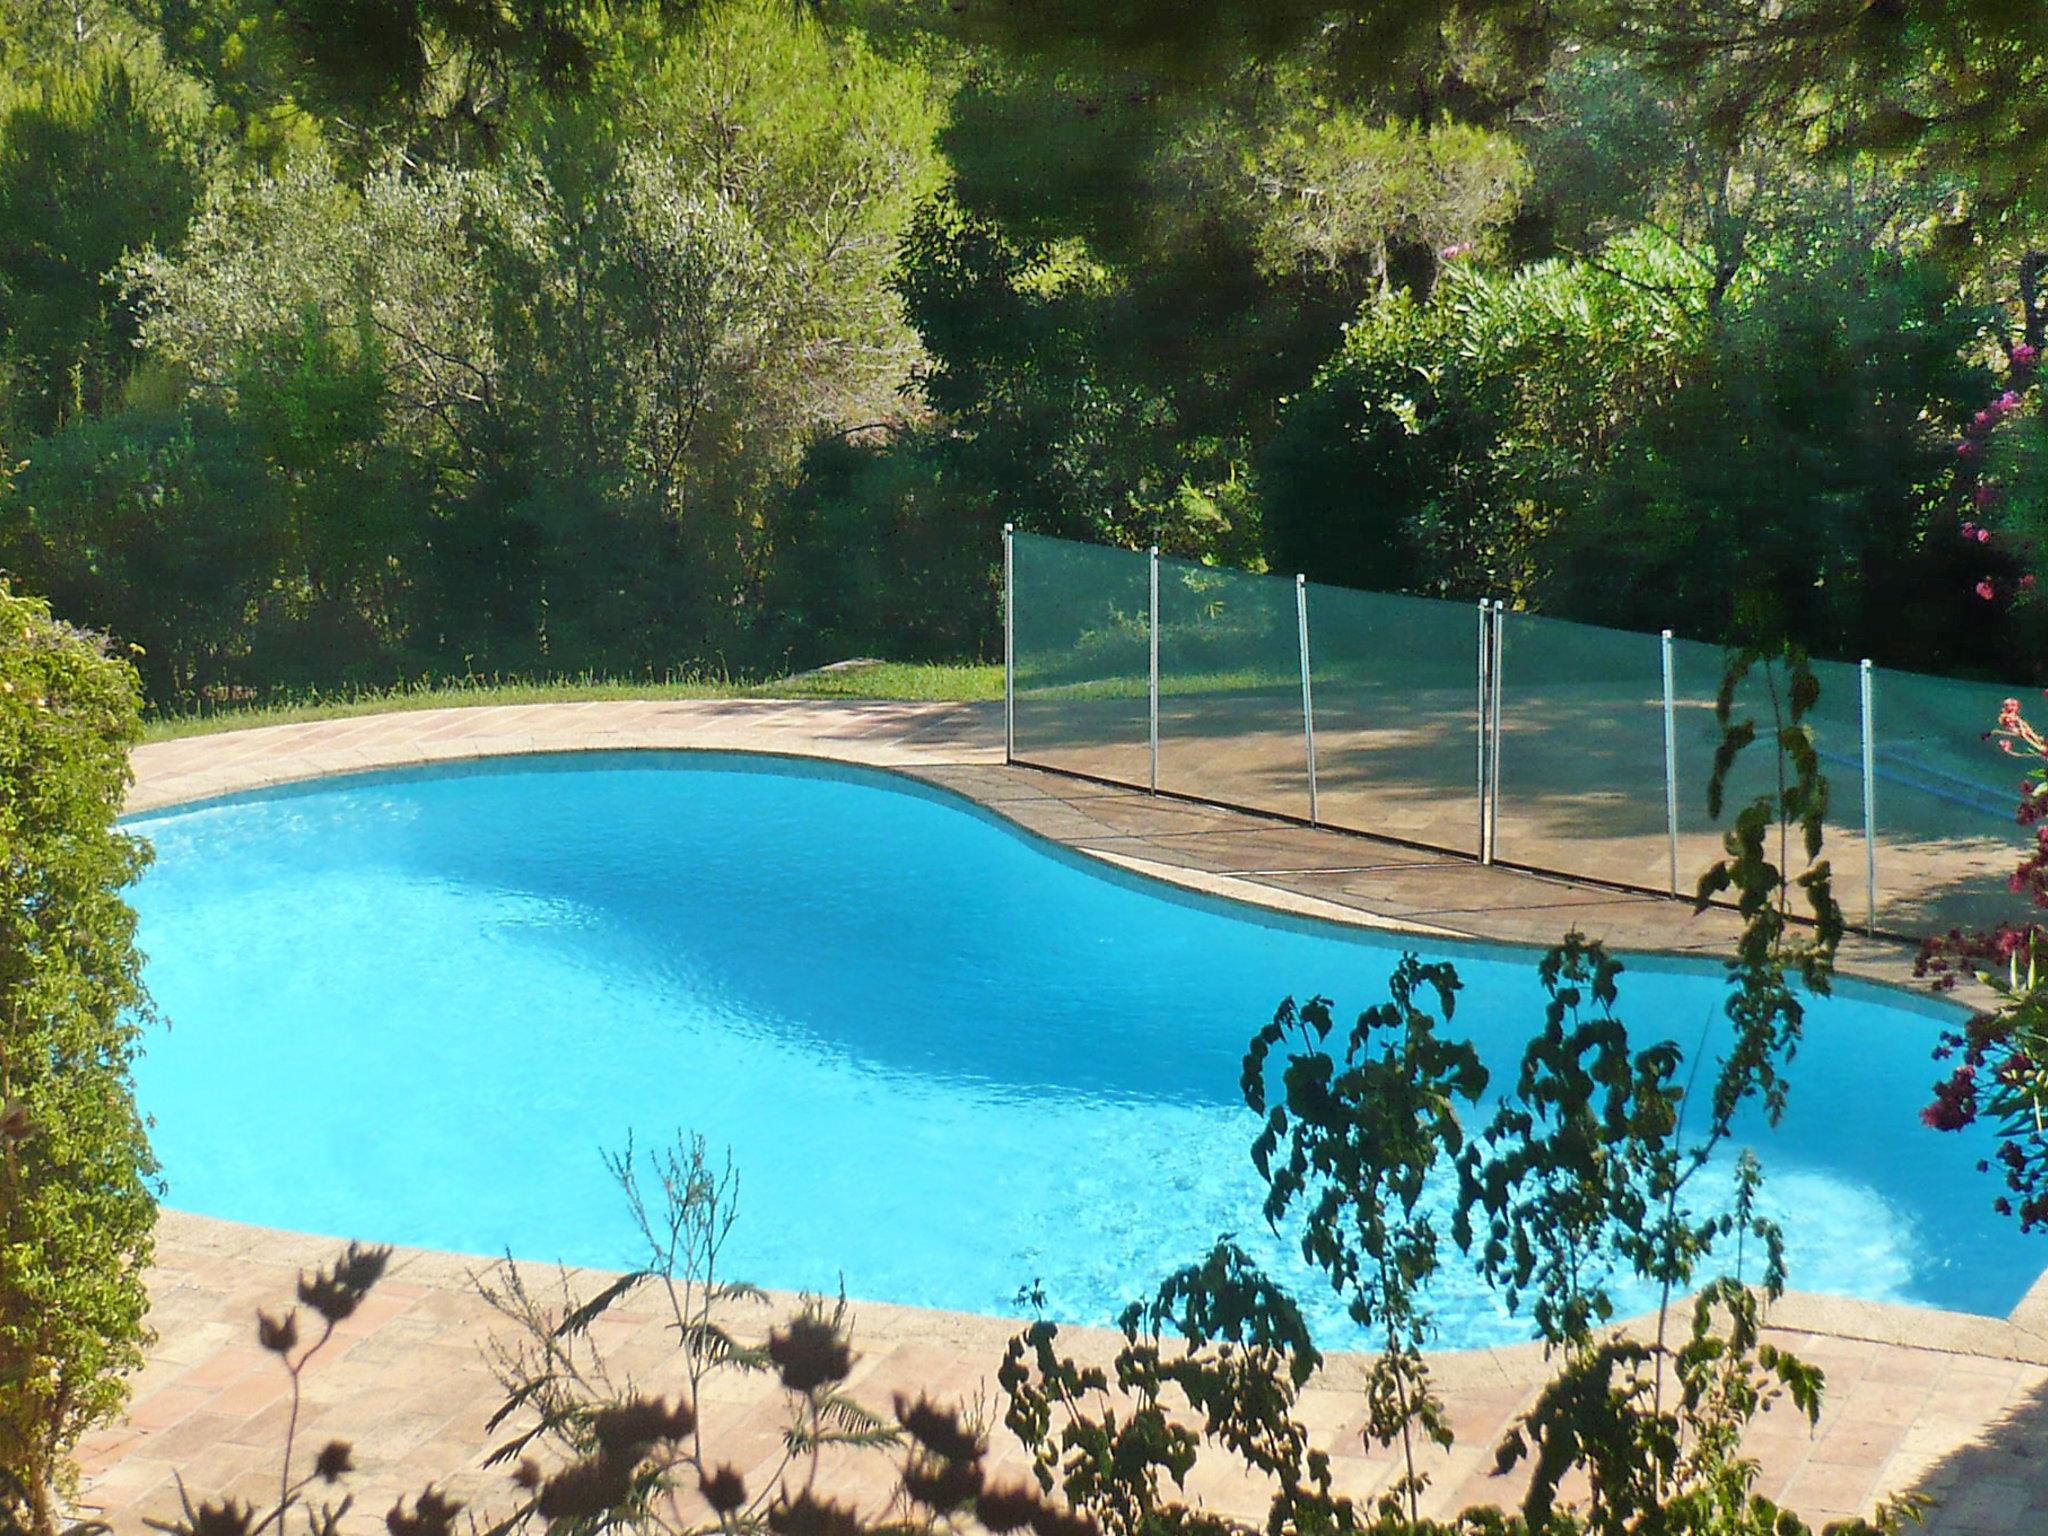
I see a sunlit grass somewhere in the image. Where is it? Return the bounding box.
[770,660,1004,701]
[139,661,1004,743]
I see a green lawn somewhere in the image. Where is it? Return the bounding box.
[139,662,1005,743]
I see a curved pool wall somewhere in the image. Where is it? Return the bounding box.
[123,751,2029,1349]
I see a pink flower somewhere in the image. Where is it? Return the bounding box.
[1979,578,1999,600]
[2026,574,2040,591]
[2016,342,2039,366]
[1999,390,2023,411]
[1980,527,1994,543]
[1976,410,1996,430]
[1438,242,1473,260]
[1964,519,1978,534]
[1960,439,1981,458]
[1922,1065,1977,1131]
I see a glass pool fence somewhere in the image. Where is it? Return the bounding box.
[1002,528,2030,940]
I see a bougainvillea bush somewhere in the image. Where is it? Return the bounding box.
[1917,691,2048,1231]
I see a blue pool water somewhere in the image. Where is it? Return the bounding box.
[126,753,2039,1349]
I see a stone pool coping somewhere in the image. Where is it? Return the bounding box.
[85,698,2048,1534]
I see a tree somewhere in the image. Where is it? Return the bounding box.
[1548,240,1994,662]
[52,0,947,697]
[126,0,664,159]
[1258,219,2002,667]
[1611,0,2048,250]
[756,429,998,668]
[0,57,200,438]
[0,585,158,1534]
[1260,228,1708,599]
[864,0,1538,566]
[1,402,289,702]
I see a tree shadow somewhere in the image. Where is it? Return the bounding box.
[1889,1365,2048,1532]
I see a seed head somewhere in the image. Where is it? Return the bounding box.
[902,1454,984,1512]
[384,1487,463,1536]
[313,1440,355,1483]
[699,1463,749,1515]
[767,1311,852,1392]
[974,1483,1041,1534]
[592,1394,695,1457]
[766,1491,863,1536]
[257,1309,299,1356]
[535,1455,635,1521]
[300,1242,392,1324]
[153,1497,259,1536]
[893,1394,982,1463]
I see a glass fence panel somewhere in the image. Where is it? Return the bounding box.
[1010,532,1151,787]
[1869,666,2029,936]
[1305,582,1481,856]
[1804,654,1873,928]
[1011,533,2030,936]
[1666,640,1868,921]
[1492,613,1668,891]
[1155,556,1309,818]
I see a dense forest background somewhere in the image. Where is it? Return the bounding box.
[3,0,2047,709]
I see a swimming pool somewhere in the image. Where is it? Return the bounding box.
[125,752,2036,1349]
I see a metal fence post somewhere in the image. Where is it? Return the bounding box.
[1487,601,1505,861]
[1477,601,1491,860]
[1861,659,1877,933]
[1296,575,1318,825]
[1661,629,1678,896]
[1002,524,1015,764]
[1148,546,1160,795]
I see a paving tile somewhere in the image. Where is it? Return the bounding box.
[178,1346,273,1391]
[136,1409,246,1460]
[77,1452,180,1516]
[204,1371,291,1418]
[124,1384,217,1432]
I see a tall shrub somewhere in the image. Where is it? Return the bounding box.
[0,584,158,1533]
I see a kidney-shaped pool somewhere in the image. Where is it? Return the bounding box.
[125,752,2033,1349]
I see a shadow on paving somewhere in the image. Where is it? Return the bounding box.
[1904,1373,2048,1534]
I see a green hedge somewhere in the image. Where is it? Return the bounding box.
[0,585,157,1533]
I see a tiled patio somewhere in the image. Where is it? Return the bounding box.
[80,700,2048,1533]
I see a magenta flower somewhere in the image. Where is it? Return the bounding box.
[1976,410,1996,430]
[1979,578,1999,600]
[2016,342,2040,366]
[1999,390,2023,411]
[1960,439,1981,458]
[1981,528,1994,543]
[1923,1065,1977,1131]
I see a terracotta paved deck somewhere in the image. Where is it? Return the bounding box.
[80,700,2048,1533]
